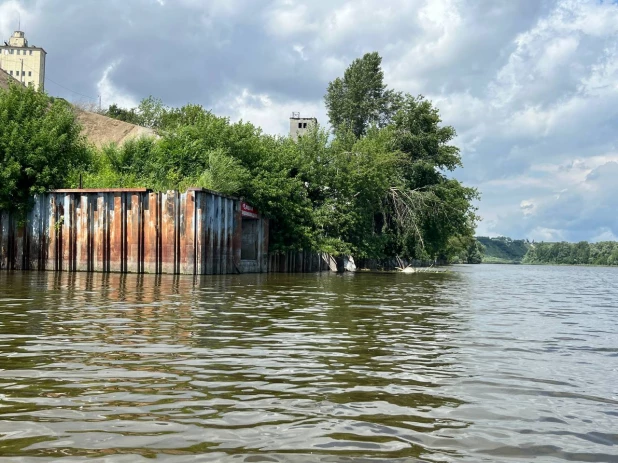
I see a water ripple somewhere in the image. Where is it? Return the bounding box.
[0,266,617,462]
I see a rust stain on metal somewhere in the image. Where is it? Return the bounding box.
[0,189,335,275]
[52,188,149,193]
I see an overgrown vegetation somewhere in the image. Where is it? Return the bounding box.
[1,52,479,261]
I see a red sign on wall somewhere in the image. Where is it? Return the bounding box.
[241,202,259,219]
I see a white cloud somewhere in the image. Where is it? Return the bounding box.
[97,61,139,109]
[520,200,536,217]
[0,0,37,40]
[591,228,618,242]
[528,227,566,242]
[535,36,579,78]
[4,0,618,242]
[266,3,318,37]
[215,87,325,136]
[292,44,308,61]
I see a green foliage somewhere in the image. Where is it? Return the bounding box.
[522,241,618,266]
[477,236,530,263]
[324,52,402,138]
[0,83,90,217]
[447,234,485,264]
[105,104,140,125]
[86,52,478,258]
[466,240,485,264]
[104,96,167,129]
[323,57,479,258]
[2,52,478,261]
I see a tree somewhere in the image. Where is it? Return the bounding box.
[87,52,479,261]
[324,52,401,138]
[571,241,590,265]
[104,97,167,130]
[380,95,479,259]
[445,235,484,264]
[0,84,90,217]
[105,104,140,124]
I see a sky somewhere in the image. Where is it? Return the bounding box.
[1,0,618,242]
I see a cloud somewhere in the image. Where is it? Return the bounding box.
[0,1,24,33]
[97,61,139,109]
[2,0,618,241]
[213,87,325,135]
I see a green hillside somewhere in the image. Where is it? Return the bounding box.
[476,236,530,264]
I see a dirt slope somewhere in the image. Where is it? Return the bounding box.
[74,109,156,148]
[1,70,155,147]
[0,68,14,90]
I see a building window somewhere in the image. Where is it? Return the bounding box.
[22,71,25,76]
[28,71,31,76]
[9,49,14,54]
[298,122,302,128]
[303,122,307,128]
[9,70,13,75]
[29,50,33,55]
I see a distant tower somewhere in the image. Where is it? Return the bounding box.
[289,112,317,141]
[0,30,47,91]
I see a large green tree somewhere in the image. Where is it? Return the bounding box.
[321,52,478,260]
[0,84,90,217]
[324,52,401,138]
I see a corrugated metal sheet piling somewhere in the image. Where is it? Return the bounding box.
[0,188,258,274]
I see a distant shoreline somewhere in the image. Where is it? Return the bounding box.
[480,261,618,268]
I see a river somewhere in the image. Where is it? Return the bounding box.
[0,265,616,462]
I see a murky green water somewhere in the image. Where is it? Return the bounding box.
[0,265,616,462]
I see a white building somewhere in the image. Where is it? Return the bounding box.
[0,31,46,91]
[289,113,317,141]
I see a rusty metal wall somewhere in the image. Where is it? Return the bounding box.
[267,251,331,273]
[0,189,248,275]
[0,188,337,275]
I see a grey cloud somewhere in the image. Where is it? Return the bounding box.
[2,0,618,241]
[480,161,618,241]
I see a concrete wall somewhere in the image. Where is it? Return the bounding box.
[289,117,317,141]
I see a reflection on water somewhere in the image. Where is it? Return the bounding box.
[0,266,616,462]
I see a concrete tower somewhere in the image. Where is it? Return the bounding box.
[0,31,46,91]
[289,112,317,141]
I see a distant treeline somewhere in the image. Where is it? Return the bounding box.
[523,241,618,266]
[475,236,618,266]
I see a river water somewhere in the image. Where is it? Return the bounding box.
[0,265,616,462]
